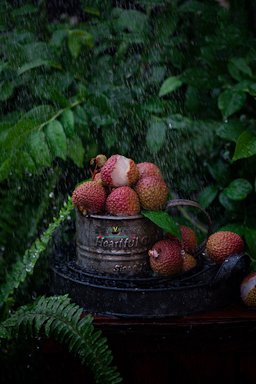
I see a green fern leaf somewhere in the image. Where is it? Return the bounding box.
[0,295,123,384]
[0,197,74,304]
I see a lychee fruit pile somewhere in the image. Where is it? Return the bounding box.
[149,226,245,277]
[72,153,169,216]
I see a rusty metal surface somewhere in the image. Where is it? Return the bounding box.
[75,210,162,276]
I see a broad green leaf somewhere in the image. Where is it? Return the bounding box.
[218,89,246,118]
[19,151,37,173]
[2,119,36,157]
[17,59,51,75]
[50,30,68,47]
[198,185,218,208]
[24,42,54,62]
[67,135,85,167]
[68,30,93,59]
[113,9,147,34]
[207,160,231,186]
[142,210,181,239]
[223,178,252,201]
[159,76,183,97]
[233,130,256,161]
[146,119,166,154]
[0,81,14,101]
[1,105,56,156]
[23,105,56,125]
[218,224,245,237]
[216,121,245,143]
[219,192,239,211]
[27,131,52,167]
[228,58,252,81]
[234,80,252,92]
[60,109,75,138]
[45,120,67,161]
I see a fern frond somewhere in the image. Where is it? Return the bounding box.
[0,197,74,304]
[0,295,123,384]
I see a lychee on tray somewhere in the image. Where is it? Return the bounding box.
[71,153,247,283]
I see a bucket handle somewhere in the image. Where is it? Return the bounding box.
[165,198,213,255]
[165,198,213,234]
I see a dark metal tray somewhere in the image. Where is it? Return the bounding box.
[51,246,249,318]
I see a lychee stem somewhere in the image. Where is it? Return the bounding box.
[148,249,159,259]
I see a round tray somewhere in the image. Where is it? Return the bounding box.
[51,248,249,318]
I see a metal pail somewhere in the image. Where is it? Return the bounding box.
[75,210,163,276]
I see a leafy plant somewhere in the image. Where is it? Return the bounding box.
[1,0,256,381]
[0,198,122,383]
[0,295,122,384]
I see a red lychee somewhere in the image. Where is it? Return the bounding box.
[134,176,169,210]
[180,225,197,254]
[137,162,162,179]
[105,186,140,216]
[206,231,244,264]
[182,252,197,272]
[72,181,106,215]
[240,272,256,307]
[101,154,139,187]
[148,239,182,276]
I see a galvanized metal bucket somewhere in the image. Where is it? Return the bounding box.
[75,211,163,276]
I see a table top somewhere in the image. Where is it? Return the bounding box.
[92,302,256,332]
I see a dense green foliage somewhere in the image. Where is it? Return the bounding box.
[1,0,256,381]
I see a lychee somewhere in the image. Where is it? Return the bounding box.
[137,162,162,179]
[101,154,139,187]
[148,239,182,276]
[206,231,244,264]
[180,225,197,254]
[105,186,140,216]
[72,181,106,215]
[240,272,256,307]
[182,252,197,272]
[135,176,169,210]
[166,225,197,254]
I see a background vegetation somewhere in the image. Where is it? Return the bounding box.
[1,0,256,382]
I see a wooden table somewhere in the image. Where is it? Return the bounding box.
[92,304,256,384]
[41,303,256,384]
